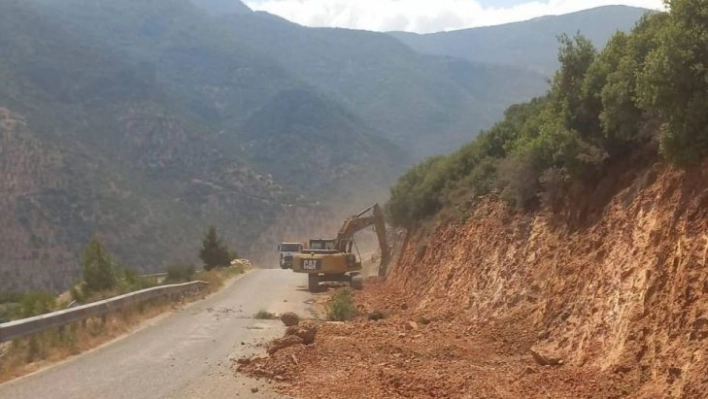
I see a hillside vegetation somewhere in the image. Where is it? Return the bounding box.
[387,1,708,229]
[0,0,403,292]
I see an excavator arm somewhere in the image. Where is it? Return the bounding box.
[334,203,391,277]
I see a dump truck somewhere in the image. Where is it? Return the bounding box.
[278,242,304,269]
[291,203,391,292]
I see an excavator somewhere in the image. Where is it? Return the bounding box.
[291,203,391,292]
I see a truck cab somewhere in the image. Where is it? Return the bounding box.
[278,242,303,269]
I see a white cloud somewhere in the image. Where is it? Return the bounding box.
[244,0,666,33]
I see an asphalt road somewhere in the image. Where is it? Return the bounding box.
[0,269,315,399]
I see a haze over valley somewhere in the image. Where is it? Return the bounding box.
[0,0,650,292]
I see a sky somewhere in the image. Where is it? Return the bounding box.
[244,0,666,33]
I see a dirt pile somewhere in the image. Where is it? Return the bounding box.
[238,319,319,379]
[285,322,318,345]
[236,283,636,398]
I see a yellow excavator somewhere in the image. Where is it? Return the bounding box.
[291,203,391,292]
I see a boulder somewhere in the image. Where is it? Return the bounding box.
[280,312,300,327]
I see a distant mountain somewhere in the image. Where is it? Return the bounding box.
[0,0,404,292]
[241,88,407,195]
[389,5,652,75]
[216,12,548,157]
[190,0,252,15]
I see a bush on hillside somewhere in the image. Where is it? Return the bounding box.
[0,292,22,304]
[326,289,357,321]
[116,267,157,293]
[166,264,196,282]
[12,291,57,319]
[69,285,85,303]
[637,0,708,165]
[496,152,543,210]
[71,240,157,302]
[81,238,117,294]
[387,3,708,228]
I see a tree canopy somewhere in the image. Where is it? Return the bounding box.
[199,226,231,271]
[386,0,708,227]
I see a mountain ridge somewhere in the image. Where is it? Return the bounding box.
[388,5,652,75]
[213,10,548,157]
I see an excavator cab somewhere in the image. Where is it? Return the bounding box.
[292,203,390,292]
[308,239,337,251]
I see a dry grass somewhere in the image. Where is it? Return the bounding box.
[0,300,173,383]
[0,265,247,384]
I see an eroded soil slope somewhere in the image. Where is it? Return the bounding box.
[390,162,708,398]
[237,161,708,398]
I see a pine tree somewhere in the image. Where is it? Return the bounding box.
[199,226,231,271]
[82,238,116,293]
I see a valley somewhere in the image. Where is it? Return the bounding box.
[4,1,708,398]
[0,1,647,294]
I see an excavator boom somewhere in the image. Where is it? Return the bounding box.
[334,203,391,277]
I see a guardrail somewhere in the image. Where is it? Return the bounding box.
[0,281,208,343]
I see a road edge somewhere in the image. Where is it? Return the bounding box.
[0,268,257,387]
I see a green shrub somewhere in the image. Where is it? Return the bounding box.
[326,289,357,321]
[0,305,15,323]
[0,292,22,304]
[116,267,157,293]
[13,291,57,319]
[69,284,85,303]
[497,152,542,209]
[551,33,600,139]
[638,0,708,165]
[81,238,116,293]
[166,264,196,282]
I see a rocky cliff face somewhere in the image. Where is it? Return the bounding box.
[390,160,708,397]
